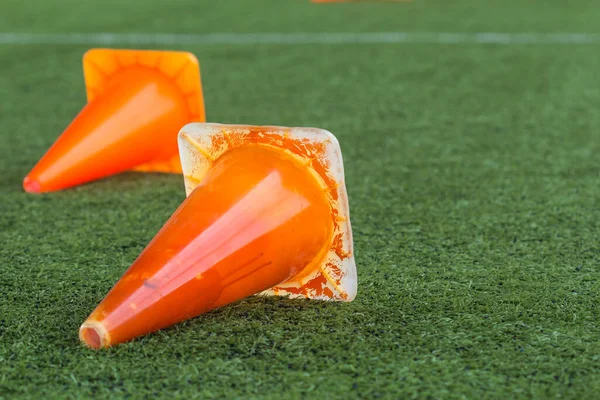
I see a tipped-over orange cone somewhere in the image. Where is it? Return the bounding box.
[79,123,356,349]
[23,48,205,194]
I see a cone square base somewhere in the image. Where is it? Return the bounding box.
[178,123,357,301]
[83,48,206,174]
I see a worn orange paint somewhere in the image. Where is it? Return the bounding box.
[278,274,335,299]
[194,127,351,300]
[23,48,204,194]
[80,144,334,348]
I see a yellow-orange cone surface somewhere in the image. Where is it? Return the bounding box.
[80,123,356,349]
[23,48,205,194]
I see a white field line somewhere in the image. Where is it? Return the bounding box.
[1,32,600,46]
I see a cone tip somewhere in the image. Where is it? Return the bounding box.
[23,176,41,194]
[79,320,110,349]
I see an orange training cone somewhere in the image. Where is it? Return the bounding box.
[23,48,205,193]
[79,123,356,349]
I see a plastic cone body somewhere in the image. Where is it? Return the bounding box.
[23,49,204,193]
[80,145,334,349]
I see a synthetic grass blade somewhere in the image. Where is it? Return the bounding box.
[79,123,356,349]
[23,48,205,194]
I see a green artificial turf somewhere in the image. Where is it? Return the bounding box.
[2,0,600,398]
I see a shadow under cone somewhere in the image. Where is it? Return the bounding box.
[80,144,334,348]
[23,48,204,193]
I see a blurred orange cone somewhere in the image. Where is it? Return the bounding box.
[312,0,411,3]
[79,123,357,349]
[23,48,205,194]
